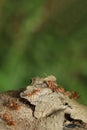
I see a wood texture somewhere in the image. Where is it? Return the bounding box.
[0,76,87,130]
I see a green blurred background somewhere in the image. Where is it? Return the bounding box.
[0,0,87,104]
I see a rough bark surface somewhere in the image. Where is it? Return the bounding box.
[0,75,87,130]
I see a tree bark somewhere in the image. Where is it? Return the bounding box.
[0,76,87,130]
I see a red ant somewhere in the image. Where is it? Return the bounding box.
[44,79,79,100]
[26,88,40,97]
[3,113,15,126]
[7,100,21,110]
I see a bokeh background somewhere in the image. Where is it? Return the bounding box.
[0,0,87,104]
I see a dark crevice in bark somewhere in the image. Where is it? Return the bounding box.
[64,113,87,129]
